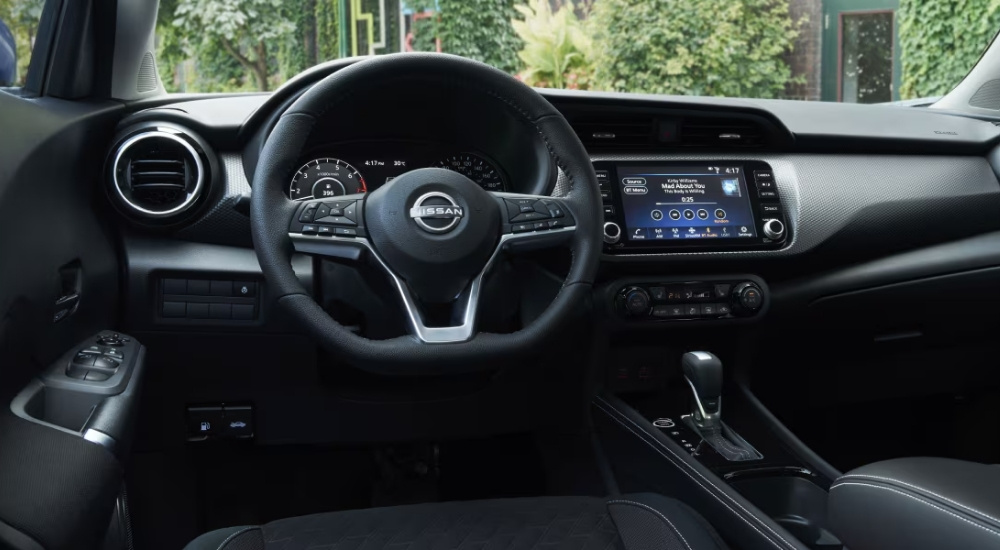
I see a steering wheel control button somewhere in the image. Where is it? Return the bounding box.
[298,206,317,222]
[316,204,331,218]
[334,227,357,237]
[316,226,335,236]
[301,225,317,234]
[343,201,358,221]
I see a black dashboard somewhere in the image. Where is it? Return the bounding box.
[105,58,1000,338]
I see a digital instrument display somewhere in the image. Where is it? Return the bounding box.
[617,164,758,241]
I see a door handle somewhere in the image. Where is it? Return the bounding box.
[54,261,83,323]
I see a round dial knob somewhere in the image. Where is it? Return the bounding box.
[762,219,785,240]
[623,288,651,316]
[732,282,764,312]
[604,222,622,244]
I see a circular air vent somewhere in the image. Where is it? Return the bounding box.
[110,128,205,218]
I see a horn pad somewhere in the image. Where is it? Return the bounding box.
[364,168,500,303]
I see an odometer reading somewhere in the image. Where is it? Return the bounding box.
[289,158,367,200]
[435,153,506,191]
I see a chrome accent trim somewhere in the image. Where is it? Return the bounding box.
[603,221,621,244]
[111,128,205,218]
[691,351,713,361]
[685,375,721,428]
[290,225,576,343]
[83,428,117,452]
[409,191,463,233]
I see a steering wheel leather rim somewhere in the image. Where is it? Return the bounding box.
[250,53,602,375]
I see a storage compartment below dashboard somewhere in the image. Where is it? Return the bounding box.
[730,476,840,550]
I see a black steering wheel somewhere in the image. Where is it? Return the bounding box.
[251,54,602,375]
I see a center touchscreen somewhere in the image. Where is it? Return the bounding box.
[617,164,757,241]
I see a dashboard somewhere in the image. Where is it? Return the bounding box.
[103,58,1000,337]
[288,141,509,200]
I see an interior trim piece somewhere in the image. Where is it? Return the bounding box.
[83,429,117,453]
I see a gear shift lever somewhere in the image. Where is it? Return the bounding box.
[679,351,762,461]
[681,351,723,428]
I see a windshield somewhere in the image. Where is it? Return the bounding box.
[152,0,998,103]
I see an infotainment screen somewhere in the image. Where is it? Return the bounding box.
[617,164,758,241]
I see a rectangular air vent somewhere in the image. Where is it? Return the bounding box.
[679,117,765,148]
[129,157,187,191]
[570,113,771,150]
[573,115,655,148]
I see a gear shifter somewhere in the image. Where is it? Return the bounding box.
[682,351,723,428]
[680,351,761,461]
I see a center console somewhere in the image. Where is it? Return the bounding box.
[596,160,788,254]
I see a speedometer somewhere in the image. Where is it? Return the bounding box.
[289,158,367,200]
[435,153,506,191]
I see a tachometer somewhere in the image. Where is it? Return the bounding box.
[289,158,367,200]
[435,153,506,191]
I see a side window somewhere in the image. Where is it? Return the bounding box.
[0,0,45,87]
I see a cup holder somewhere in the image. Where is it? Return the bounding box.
[730,476,841,550]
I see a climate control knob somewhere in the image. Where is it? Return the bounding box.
[604,222,622,244]
[623,288,651,316]
[762,219,785,240]
[732,282,764,313]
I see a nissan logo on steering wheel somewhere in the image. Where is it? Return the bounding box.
[408,191,464,233]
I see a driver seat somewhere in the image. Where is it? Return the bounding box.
[183,493,728,550]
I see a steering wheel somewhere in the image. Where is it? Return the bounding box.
[251,54,602,375]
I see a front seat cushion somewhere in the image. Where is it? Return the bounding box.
[184,494,727,550]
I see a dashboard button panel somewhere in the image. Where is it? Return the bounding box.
[610,276,769,323]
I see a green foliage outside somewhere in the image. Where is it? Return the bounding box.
[898,0,1000,99]
[587,0,802,98]
[512,0,592,89]
[7,0,1000,102]
[435,0,522,74]
[0,0,42,85]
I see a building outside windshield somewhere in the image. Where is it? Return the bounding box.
[1,0,995,103]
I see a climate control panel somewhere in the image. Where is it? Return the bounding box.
[609,276,769,322]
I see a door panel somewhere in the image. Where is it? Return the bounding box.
[0,91,127,549]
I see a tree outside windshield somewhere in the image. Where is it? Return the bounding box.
[0,0,997,103]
